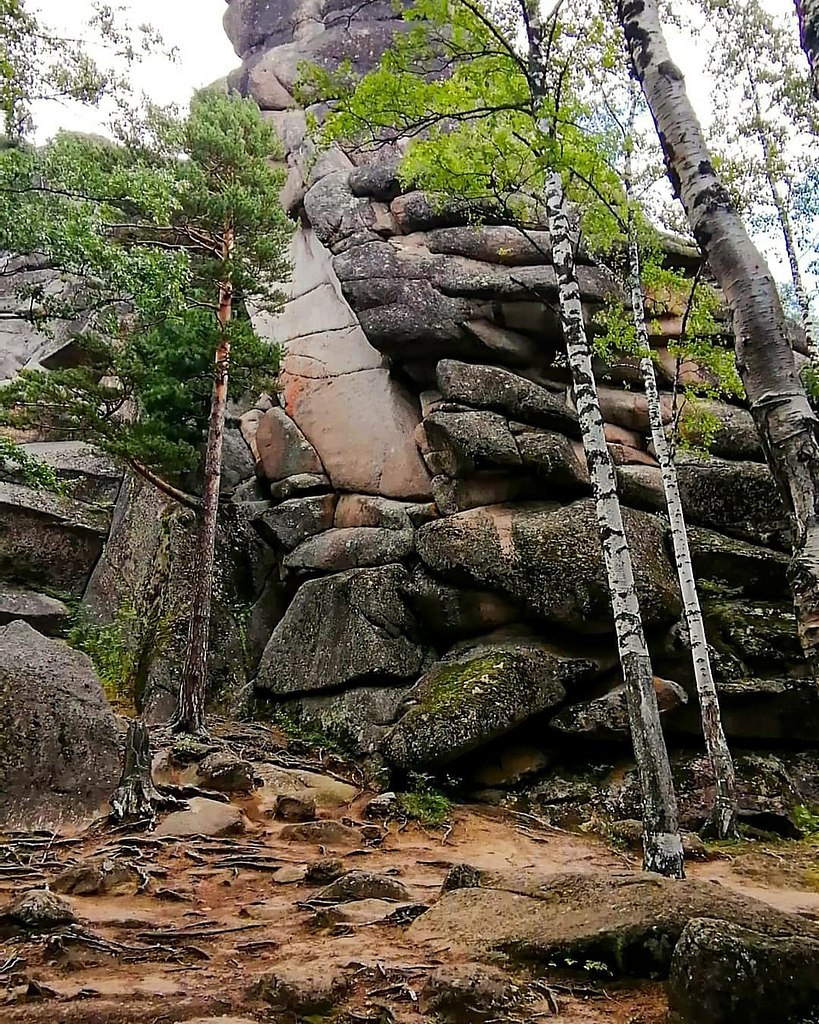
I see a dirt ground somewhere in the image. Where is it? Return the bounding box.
[2,744,818,1024]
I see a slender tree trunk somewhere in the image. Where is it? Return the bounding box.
[794,0,819,98]
[626,221,738,840]
[545,170,684,878]
[170,223,235,737]
[751,88,818,360]
[110,720,180,822]
[620,0,819,669]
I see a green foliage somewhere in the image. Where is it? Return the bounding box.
[0,0,168,139]
[0,90,292,487]
[793,804,819,838]
[398,772,452,828]
[67,599,180,712]
[268,706,356,757]
[0,435,61,490]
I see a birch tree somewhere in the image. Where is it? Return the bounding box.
[310,0,685,876]
[618,0,819,670]
[700,0,819,360]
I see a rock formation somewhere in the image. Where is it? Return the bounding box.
[194,0,819,830]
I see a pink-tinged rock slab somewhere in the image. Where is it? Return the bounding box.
[280,368,432,499]
[255,407,323,482]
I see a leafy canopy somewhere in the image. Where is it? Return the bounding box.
[0,90,293,481]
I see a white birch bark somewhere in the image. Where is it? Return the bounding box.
[627,226,738,839]
[620,0,819,668]
[545,169,684,878]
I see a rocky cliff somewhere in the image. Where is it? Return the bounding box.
[142,0,816,831]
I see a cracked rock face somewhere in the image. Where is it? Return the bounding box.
[119,0,807,804]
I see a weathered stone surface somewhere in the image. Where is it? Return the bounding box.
[668,917,819,1024]
[283,526,415,572]
[550,676,688,739]
[315,870,411,903]
[618,457,790,550]
[416,499,681,633]
[680,399,764,461]
[0,585,69,635]
[254,407,324,482]
[0,481,109,595]
[687,526,789,598]
[52,856,142,896]
[220,424,257,492]
[382,631,606,768]
[421,963,523,1024]
[408,870,816,976]
[425,225,553,265]
[334,493,435,530]
[0,890,77,937]
[253,764,358,810]
[704,599,803,679]
[431,473,540,515]
[254,494,337,550]
[595,386,673,432]
[279,819,362,847]
[252,964,349,1014]
[195,752,259,793]
[280,367,431,499]
[274,793,317,822]
[401,564,519,640]
[515,430,590,489]
[255,565,430,694]
[318,898,414,926]
[462,319,542,366]
[0,621,121,826]
[4,441,122,504]
[436,360,578,434]
[280,683,416,755]
[468,742,553,788]
[423,409,521,477]
[269,473,331,501]
[154,797,249,838]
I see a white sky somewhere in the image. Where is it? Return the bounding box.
[27,0,811,298]
[31,0,238,141]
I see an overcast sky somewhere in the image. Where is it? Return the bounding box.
[31,0,238,140]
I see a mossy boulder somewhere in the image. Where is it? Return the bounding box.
[668,917,819,1024]
[416,498,681,634]
[703,599,803,677]
[381,630,608,768]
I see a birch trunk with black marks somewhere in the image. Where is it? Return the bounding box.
[545,170,684,878]
[628,233,738,839]
[620,0,819,668]
[794,0,819,98]
[170,223,235,737]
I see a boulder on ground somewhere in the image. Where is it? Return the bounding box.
[408,870,817,977]
[416,499,681,633]
[667,917,819,1024]
[255,565,431,695]
[0,620,121,826]
[154,797,249,838]
[0,890,77,937]
[315,870,411,903]
[421,963,524,1024]
[194,751,260,793]
[251,964,349,1014]
[382,630,607,768]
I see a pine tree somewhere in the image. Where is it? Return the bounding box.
[0,91,293,735]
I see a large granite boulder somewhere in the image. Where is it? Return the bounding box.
[416,499,681,633]
[255,564,431,695]
[0,621,121,825]
[668,917,819,1024]
[382,631,609,768]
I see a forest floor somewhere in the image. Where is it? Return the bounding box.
[2,724,819,1024]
